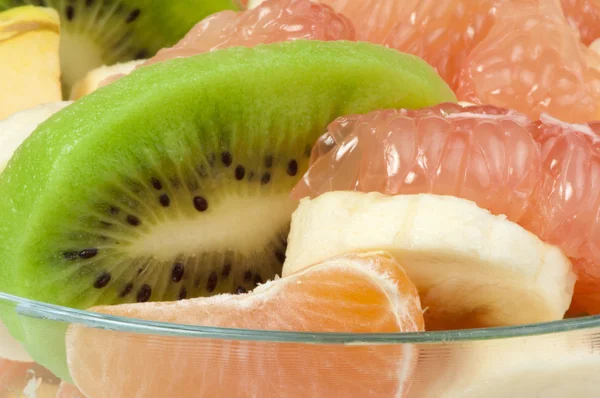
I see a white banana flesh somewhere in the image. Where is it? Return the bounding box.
[69,59,145,100]
[408,329,600,397]
[284,192,575,330]
[0,101,71,174]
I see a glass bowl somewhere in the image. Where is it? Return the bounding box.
[1,291,600,398]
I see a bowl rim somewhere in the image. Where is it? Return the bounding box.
[2,292,599,344]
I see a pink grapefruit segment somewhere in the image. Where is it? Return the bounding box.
[103,0,354,86]
[316,0,416,43]
[521,115,600,315]
[66,252,424,398]
[383,0,501,90]
[561,0,600,46]
[456,0,600,123]
[292,102,540,224]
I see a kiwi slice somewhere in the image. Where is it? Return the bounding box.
[0,0,240,96]
[0,40,455,379]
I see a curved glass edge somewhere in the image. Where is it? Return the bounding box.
[2,291,600,344]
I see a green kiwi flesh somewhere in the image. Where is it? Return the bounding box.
[0,40,455,379]
[0,0,240,96]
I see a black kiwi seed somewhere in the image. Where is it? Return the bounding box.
[193,196,208,212]
[264,155,273,168]
[178,287,187,300]
[171,263,184,282]
[79,248,98,259]
[206,271,218,292]
[244,270,252,282]
[234,165,245,181]
[137,284,152,302]
[158,194,170,207]
[221,152,232,167]
[287,160,298,176]
[222,262,232,277]
[134,49,149,60]
[261,172,271,185]
[254,274,263,286]
[126,8,141,23]
[275,250,285,264]
[93,272,111,289]
[151,177,162,190]
[120,283,134,298]
[108,206,120,215]
[236,286,248,295]
[126,215,141,226]
[65,5,75,21]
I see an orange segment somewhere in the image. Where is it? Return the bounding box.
[66,252,424,398]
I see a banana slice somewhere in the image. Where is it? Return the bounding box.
[284,192,575,330]
[0,101,72,173]
[408,329,600,397]
[69,60,146,100]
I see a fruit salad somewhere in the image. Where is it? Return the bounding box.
[0,0,599,396]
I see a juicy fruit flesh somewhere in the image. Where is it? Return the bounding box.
[102,0,355,86]
[293,103,539,223]
[456,0,600,123]
[0,5,61,119]
[284,192,574,330]
[317,0,413,43]
[293,102,600,314]
[66,252,424,398]
[383,0,499,91]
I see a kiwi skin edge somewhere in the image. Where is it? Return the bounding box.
[0,40,456,380]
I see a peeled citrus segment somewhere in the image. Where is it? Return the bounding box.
[315,0,414,43]
[456,0,600,123]
[284,192,575,330]
[292,103,539,224]
[561,0,600,46]
[520,115,600,315]
[102,0,355,87]
[66,252,423,398]
[383,0,499,90]
[0,6,61,119]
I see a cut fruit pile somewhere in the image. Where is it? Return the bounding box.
[1,0,600,397]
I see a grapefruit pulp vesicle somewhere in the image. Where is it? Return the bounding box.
[66,252,424,398]
[456,0,600,123]
[292,102,540,225]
